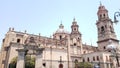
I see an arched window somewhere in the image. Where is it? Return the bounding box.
[59,64,63,68]
[17,39,20,43]
[29,37,35,43]
[60,35,62,40]
[104,46,106,49]
[74,28,76,31]
[108,50,111,52]
[87,57,90,62]
[83,58,85,62]
[103,14,106,17]
[74,43,76,46]
[75,59,78,63]
[97,56,99,61]
[93,56,95,61]
[101,26,105,33]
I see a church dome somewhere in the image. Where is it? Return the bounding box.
[56,28,68,34]
[55,23,69,34]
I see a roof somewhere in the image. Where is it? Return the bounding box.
[82,44,99,51]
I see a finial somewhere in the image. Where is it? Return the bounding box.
[50,35,52,38]
[100,1,102,6]
[9,27,11,31]
[73,17,76,22]
[24,30,27,33]
[38,33,40,39]
[12,27,14,31]
[59,21,64,29]
[39,33,40,36]
[61,20,62,25]
[90,39,92,46]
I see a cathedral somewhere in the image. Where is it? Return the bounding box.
[0,4,120,68]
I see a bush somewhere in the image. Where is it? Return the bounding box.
[75,62,93,68]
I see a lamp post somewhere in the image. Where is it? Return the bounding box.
[107,42,120,68]
[109,48,120,68]
[114,10,120,23]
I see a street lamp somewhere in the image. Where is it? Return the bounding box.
[106,42,120,68]
[114,10,120,24]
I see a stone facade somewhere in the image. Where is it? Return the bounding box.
[0,4,120,68]
[96,4,119,51]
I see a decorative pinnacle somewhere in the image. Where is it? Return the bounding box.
[73,17,76,22]
[100,1,102,6]
[61,20,62,24]
[39,33,40,36]
[24,30,27,33]
[59,21,64,29]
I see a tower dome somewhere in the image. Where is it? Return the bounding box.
[55,23,69,34]
[97,3,109,20]
[53,23,69,40]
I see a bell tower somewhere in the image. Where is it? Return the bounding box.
[71,18,81,35]
[96,4,119,51]
[70,18,82,39]
[70,18,82,54]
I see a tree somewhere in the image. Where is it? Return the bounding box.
[9,56,35,68]
[25,56,35,68]
[75,62,93,68]
[9,57,17,68]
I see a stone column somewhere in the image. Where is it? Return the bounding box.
[16,49,27,68]
[67,35,71,68]
[35,48,44,68]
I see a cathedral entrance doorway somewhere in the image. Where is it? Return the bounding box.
[59,64,63,68]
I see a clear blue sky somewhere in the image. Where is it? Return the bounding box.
[0,0,120,48]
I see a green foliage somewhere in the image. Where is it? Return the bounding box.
[9,57,17,68]
[25,56,35,68]
[9,56,35,68]
[75,62,93,68]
